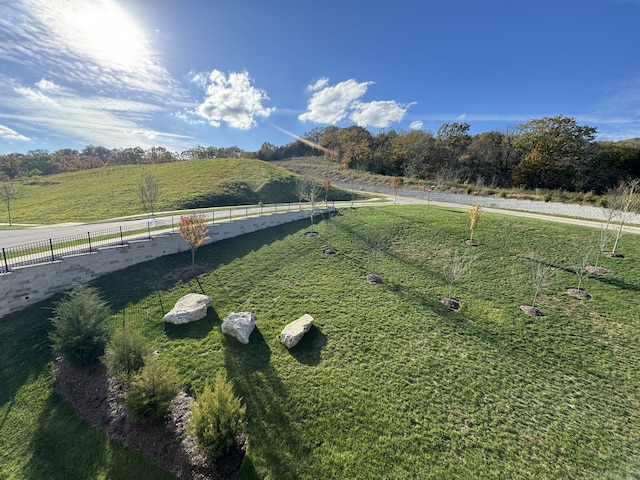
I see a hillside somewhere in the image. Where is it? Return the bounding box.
[5,158,355,224]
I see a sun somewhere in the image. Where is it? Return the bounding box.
[42,0,150,71]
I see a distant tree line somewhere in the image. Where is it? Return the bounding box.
[258,115,640,193]
[0,145,254,179]
[1,115,638,193]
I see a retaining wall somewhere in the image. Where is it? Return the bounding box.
[1,209,328,319]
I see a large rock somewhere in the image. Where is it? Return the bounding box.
[221,311,255,344]
[280,314,314,349]
[163,293,212,324]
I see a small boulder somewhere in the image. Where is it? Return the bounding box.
[281,314,314,349]
[221,312,255,344]
[163,293,211,324]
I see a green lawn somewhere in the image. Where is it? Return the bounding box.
[4,158,356,224]
[2,205,640,479]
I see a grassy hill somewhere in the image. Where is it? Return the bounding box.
[5,158,356,224]
[2,205,640,479]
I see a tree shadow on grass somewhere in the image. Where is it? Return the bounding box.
[92,218,312,312]
[287,325,328,366]
[224,328,309,480]
[0,299,55,406]
[23,393,174,480]
[163,308,220,340]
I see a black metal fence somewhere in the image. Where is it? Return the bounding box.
[1,203,319,274]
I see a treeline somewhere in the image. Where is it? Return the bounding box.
[258,116,640,193]
[0,145,254,179]
[1,115,639,193]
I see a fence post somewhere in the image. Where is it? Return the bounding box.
[49,239,55,262]
[120,226,124,245]
[87,232,92,252]
[147,222,151,239]
[2,248,9,273]
[212,211,215,224]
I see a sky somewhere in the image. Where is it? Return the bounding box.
[0,0,639,155]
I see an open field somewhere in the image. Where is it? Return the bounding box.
[2,205,640,479]
[2,158,355,225]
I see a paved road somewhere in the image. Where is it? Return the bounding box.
[0,204,312,249]
[2,190,639,251]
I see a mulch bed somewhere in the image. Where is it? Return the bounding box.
[53,356,246,480]
[519,305,544,317]
[365,273,384,284]
[566,288,592,300]
[440,297,460,312]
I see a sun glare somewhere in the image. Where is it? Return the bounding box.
[39,0,150,71]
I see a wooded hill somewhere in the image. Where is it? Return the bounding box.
[1,115,638,193]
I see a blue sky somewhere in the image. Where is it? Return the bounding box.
[0,0,639,155]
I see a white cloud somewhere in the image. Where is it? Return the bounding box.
[409,120,423,130]
[299,78,409,128]
[0,78,191,149]
[350,100,408,128]
[0,124,29,141]
[194,70,273,129]
[299,79,372,124]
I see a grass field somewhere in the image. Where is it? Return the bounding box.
[3,158,355,224]
[2,205,640,479]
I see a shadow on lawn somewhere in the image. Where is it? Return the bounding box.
[0,300,55,407]
[23,393,173,480]
[224,327,309,480]
[287,325,327,366]
[92,218,312,312]
[164,308,220,340]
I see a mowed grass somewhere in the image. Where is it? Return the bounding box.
[5,158,318,224]
[2,205,640,479]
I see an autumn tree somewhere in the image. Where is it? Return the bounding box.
[179,215,210,268]
[391,176,404,202]
[513,115,597,190]
[468,203,483,244]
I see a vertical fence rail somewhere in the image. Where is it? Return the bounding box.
[0,202,315,273]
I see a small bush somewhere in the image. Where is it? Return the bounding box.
[125,355,181,422]
[189,374,246,459]
[102,328,150,379]
[48,284,110,365]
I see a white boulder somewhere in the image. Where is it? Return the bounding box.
[163,293,211,324]
[221,311,255,344]
[280,314,314,349]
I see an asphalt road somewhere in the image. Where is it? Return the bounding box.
[2,190,639,251]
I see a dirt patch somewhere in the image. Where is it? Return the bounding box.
[179,267,207,281]
[440,297,460,311]
[365,273,384,284]
[323,248,337,255]
[585,265,612,275]
[53,356,246,480]
[464,239,478,246]
[603,252,625,258]
[519,305,544,317]
[566,288,592,300]
[304,231,319,237]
